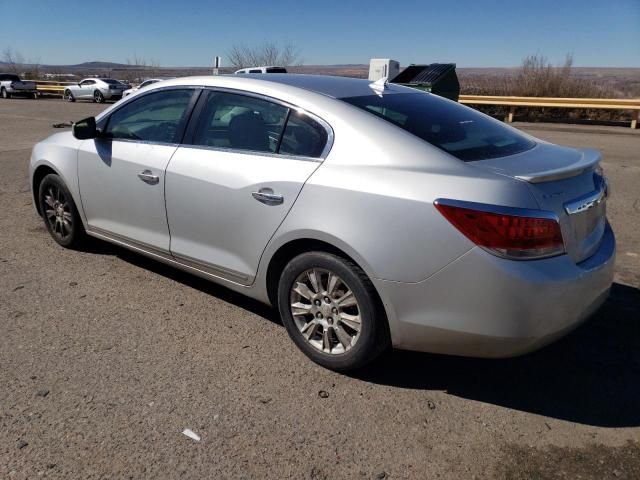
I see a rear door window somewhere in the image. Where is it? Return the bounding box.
[341,93,535,161]
[190,91,289,153]
[279,111,328,158]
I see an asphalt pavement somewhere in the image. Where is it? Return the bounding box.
[1,98,639,479]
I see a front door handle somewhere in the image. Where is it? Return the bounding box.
[252,188,284,206]
[137,170,159,185]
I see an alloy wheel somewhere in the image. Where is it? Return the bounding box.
[289,268,362,355]
[43,185,73,241]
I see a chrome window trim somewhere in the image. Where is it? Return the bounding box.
[175,142,322,163]
[103,138,180,148]
[95,84,335,158]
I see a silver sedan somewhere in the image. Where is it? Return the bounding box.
[63,78,128,103]
[29,75,615,371]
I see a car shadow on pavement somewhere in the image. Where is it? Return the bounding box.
[355,282,640,428]
[110,245,281,325]
[95,241,639,427]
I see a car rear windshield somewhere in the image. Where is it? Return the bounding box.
[3,74,20,82]
[100,78,120,85]
[266,67,287,73]
[341,93,535,161]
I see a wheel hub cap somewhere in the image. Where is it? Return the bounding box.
[289,268,362,355]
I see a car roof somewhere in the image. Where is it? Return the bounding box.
[159,74,413,99]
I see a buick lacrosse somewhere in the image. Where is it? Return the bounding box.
[29,75,615,370]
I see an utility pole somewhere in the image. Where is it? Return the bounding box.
[213,56,221,75]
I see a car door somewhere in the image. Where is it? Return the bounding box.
[78,87,199,252]
[165,89,331,285]
[77,80,94,99]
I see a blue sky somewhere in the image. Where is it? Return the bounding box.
[1,0,638,67]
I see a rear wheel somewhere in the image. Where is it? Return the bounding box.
[32,92,38,99]
[38,174,87,249]
[93,90,104,103]
[1,88,10,99]
[64,90,75,102]
[278,252,390,371]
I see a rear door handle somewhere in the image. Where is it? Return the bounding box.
[137,170,159,185]
[252,188,284,206]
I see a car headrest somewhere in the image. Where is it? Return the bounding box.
[228,111,269,151]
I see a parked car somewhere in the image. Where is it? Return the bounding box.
[234,66,288,74]
[122,78,169,98]
[0,73,37,99]
[63,78,128,103]
[29,75,615,371]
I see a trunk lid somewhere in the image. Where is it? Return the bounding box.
[469,142,608,263]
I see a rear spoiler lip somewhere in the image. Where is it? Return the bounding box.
[514,148,601,184]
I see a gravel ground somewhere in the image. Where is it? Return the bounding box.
[1,98,639,479]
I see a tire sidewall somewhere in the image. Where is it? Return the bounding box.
[94,90,104,103]
[277,252,387,371]
[38,174,84,248]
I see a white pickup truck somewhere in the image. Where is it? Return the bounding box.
[0,73,37,99]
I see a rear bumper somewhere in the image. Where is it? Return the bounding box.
[7,87,37,94]
[104,90,124,99]
[375,222,616,358]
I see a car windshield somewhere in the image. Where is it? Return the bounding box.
[266,67,287,73]
[341,93,536,161]
[100,79,120,85]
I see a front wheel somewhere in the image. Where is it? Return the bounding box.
[38,174,87,249]
[64,90,75,102]
[93,90,104,103]
[278,252,390,371]
[1,88,10,99]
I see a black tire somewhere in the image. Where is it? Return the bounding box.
[32,92,38,99]
[64,90,75,102]
[94,90,104,103]
[38,173,87,249]
[1,88,10,99]
[278,251,390,371]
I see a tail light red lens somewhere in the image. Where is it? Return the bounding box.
[434,200,565,259]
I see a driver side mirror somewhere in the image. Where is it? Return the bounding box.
[72,116,97,140]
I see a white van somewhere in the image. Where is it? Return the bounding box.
[234,66,288,74]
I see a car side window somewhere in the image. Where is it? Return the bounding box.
[279,110,328,158]
[191,91,288,153]
[81,80,95,86]
[104,89,194,143]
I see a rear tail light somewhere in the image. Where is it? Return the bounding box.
[434,200,564,260]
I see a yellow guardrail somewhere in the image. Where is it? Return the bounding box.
[31,80,76,96]
[459,95,640,129]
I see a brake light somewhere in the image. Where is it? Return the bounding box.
[434,200,564,259]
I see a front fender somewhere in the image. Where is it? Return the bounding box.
[30,133,86,226]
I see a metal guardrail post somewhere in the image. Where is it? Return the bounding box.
[505,106,516,123]
[632,111,639,130]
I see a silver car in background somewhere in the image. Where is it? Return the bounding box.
[29,75,615,371]
[63,78,128,103]
[122,78,166,98]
